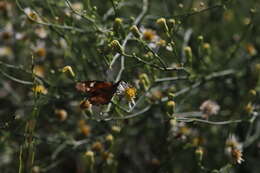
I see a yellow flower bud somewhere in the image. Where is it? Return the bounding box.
[166,100,176,115]
[139,73,150,90]
[80,124,91,136]
[156,17,169,33]
[168,19,176,30]
[244,102,253,114]
[113,18,123,35]
[130,25,141,38]
[184,46,192,64]
[105,134,114,143]
[111,125,121,133]
[62,65,75,77]
[195,147,204,162]
[110,40,124,54]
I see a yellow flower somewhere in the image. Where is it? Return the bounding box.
[32,85,47,95]
[125,87,137,101]
[62,65,75,77]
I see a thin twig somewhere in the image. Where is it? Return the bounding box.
[109,0,149,69]
[65,0,104,33]
[0,69,34,85]
[177,117,242,125]
[16,0,88,33]
[105,105,151,120]
[161,69,235,102]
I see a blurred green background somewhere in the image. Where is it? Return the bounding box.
[0,0,260,172]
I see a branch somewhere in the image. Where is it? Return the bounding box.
[109,0,149,69]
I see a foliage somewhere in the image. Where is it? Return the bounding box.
[0,0,260,172]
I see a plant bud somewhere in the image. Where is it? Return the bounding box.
[110,40,124,54]
[130,25,141,38]
[197,35,204,44]
[166,100,176,115]
[84,150,95,172]
[203,43,211,55]
[139,73,150,90]
[184,46,192,64]
[168,19,176,30]
[156,17,169,33]
[113,18,123,35]
[195,147,204,162]
[62,65,75,78]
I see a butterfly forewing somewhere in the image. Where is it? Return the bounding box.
[75,81,120,105]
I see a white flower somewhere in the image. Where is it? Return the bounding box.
[199,100,220,118]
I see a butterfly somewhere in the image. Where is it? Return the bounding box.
[75,81,121,105]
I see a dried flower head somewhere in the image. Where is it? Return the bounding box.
[91,141,104,152]
[35,47,46,57]
[200,100,220,118]
[225,135,244,164]
[80,100,92,110]
[141,28,159,42]
[231,148,244,164]
[55,109,68,121]
[80,124,91,136]
[33,65,45,77]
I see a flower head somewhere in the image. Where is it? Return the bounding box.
[225,135,244,164]
[32,85,48,95]
[24,8,41,22]
[55,109,68,121]
[141,27,159,42]
[200,100,220,118]
[116,81,137,108]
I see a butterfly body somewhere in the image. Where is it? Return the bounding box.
[75,81,120,105]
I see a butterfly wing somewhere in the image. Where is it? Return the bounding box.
[75,81,120,105]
